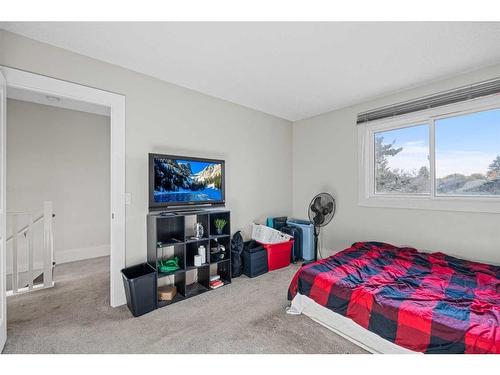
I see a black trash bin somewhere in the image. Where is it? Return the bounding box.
[121,263,157,317]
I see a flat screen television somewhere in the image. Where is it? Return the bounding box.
[149,153,225,209]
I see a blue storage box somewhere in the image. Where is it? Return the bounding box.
[266,216,288,231]
[266,217,273,227]
[286,218,315,261]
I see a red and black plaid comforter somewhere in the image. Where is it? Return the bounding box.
[288,242,500,354]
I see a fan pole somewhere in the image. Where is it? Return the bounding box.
[314,226,319,262]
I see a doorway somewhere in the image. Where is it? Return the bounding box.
[6,93,111,291]
[0,66,126,311]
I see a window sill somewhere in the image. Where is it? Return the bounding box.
[358,195,500,214]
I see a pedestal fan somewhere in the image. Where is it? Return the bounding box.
[308,192,336,262]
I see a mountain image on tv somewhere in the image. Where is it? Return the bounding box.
[154,158,223,203]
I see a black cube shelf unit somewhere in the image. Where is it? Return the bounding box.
[147,209,231,308]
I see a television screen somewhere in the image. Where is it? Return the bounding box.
[150,154,225,207]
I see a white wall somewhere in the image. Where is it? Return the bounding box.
[0,30,293,267]
[293,64,500,265]
[6,98,110,264]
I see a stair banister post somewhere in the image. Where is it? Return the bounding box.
[27,214,34,291]
[43,201,53,287]
[11,215,19,293]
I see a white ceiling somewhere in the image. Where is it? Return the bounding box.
[2,22,500,121]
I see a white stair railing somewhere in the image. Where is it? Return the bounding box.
[6,201,55,295]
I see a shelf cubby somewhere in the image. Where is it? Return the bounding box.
[157,215,185,245]
[216,259,232,284]
[185,240,209,269]
[209,260,232,290]
[156,243,186,275]
[185,266,210,297]
[209,211,231,237]
[157,271,186,307]
[184,213,209,241]
[209,237,230,264]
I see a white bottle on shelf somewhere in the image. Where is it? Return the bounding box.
[198,245,206,264]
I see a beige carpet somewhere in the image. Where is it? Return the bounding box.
[3,256,367,354]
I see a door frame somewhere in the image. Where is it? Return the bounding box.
[0,66,126,308]
[1,71,7,351]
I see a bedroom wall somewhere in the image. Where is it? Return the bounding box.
[0,30,293,267]
[6,99,110,265]
[292,63,500,265]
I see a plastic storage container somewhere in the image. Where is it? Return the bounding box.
[121,263,157,317]
[252,223,293,244]
[242,240,268,278]
[258,240,294,271]
[266,216,288,231]
[286,219,315,261]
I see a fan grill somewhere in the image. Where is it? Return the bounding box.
[308,193,335,228]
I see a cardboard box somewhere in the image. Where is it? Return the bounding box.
[158,285,177,301]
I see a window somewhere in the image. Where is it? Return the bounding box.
[374,124,430,195]
[435,109,500,196]
[359,96,500,213]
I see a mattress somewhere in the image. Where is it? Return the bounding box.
[288,241,500,354]
[288,293,415,353]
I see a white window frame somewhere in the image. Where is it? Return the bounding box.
[358,94,500,214]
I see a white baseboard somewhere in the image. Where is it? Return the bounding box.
[55,244,110,265]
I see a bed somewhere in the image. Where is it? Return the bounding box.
[287,242,500,354]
